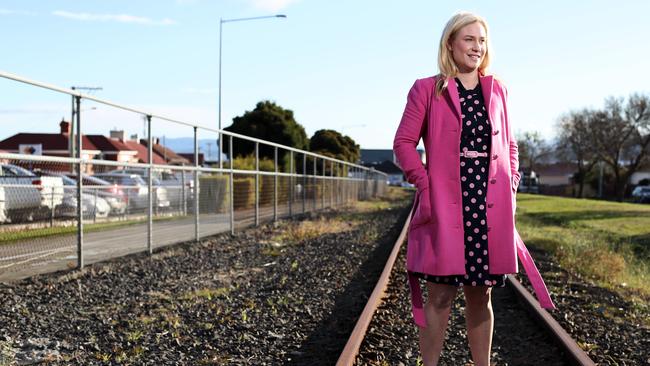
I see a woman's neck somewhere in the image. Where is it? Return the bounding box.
[455,70,479,90]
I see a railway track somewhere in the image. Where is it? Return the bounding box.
[336,211,596,366]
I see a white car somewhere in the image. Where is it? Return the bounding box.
[0,164,64,223]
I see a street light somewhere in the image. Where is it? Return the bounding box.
[218,14,286,169]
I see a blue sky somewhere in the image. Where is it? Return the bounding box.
[1,0,649,155]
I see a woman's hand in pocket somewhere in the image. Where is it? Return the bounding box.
[412,187,433,226]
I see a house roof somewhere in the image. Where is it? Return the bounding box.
[123,140,167,164]
[86,135,134,152]
[534,162,576,177]
[140,139,190,165]
[364,159,403,175]
[0,133,99,151]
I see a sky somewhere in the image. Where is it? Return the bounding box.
[2,0,650,156]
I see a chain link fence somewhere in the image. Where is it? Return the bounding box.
[0,71,387,282]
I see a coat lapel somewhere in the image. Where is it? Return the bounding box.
[446,74,495,129]
[479,74,494,130]
[445,77,462,125]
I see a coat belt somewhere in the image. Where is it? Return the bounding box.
[407,229,556,328]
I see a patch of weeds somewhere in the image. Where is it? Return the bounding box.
[126,329,144,342]
[241,309,248,322]
[273,216,355,245]
[94,352,111,362]
[180,287,230,301]
[0,340,16,366]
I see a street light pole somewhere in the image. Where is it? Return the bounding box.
[69,86,102,159]
[217,14,286,170]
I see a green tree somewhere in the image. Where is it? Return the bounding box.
[221,100,309,171]
[309,129,360,164]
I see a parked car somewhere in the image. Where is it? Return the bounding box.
[52,174,110,219]
[63,173,128,215]
[92,173,170,211]
[104,168,193,208]
[632,186,650,203]
[517,176,540,194]
[92,173,147,211]
[0,164,64,223]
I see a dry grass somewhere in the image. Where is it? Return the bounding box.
[272,216,357,246]
[516,194,650,312]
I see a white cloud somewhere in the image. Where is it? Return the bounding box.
[248,0,300,12]
[52,10,177,26]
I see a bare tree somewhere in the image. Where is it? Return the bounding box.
[517,131,552,190]
[556,109,599,197]
[589,94,650,201]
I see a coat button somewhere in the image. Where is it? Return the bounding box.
[490,179,496,184]
[488,203,494,208]
[492,154,498,160]
[487,226,492,232]
[493,130,500,135]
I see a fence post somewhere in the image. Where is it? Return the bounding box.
[193,127,199,241]
[93,188,97,224]
[289,150,293,217]
[302,153,306,214]
[321,159,325,209]
[274,146,278,221]
[50,189,55,228]
[181,163,186,216]
[75,95,83,270]
[229,135,234,235]
[147,114,153,255]
[330,160,333,208]
[255,141,259,226]
[313,157,316,211]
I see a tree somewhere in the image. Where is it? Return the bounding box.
[309,129,360,174]
[517,131,552,190]
[589,94,650,201]
[221,100,309,171]
[556,109,599,198]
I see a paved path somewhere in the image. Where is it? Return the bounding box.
[0,201,336,282]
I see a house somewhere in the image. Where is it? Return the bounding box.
[0,120,193,173]
[359,148,425,185]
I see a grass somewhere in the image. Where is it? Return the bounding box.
[515,193,650,308]
[0,214,188,246]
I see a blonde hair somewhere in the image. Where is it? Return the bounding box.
[435,11,491,97]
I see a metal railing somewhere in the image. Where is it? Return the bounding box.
[0,71,387,282]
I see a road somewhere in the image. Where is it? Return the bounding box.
[0,200,336,282]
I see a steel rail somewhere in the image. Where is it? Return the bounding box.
[337,199,597,366]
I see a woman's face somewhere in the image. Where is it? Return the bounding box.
[449,22,487,73]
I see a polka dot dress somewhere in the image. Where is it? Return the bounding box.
[412,78,507,288]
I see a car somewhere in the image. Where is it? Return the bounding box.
[632,186,650,203]
[51,174,111,219]
[92,173,170,212]
[517,176,540,194]
[63,173,128,215]
[104,168,193,210]
[0,164,64,223]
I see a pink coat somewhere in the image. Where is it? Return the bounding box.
[393,74,556,328]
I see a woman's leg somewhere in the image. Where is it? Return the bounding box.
[418,282,458,366]
[463,285,494,366]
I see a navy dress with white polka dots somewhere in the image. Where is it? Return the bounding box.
[412,78,507,288]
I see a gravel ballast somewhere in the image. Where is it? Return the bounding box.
[356,232,650,365]
[0,195,411,365]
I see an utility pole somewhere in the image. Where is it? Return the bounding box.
[70,86,102,159]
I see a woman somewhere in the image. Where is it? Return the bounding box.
[392,12,556,366]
